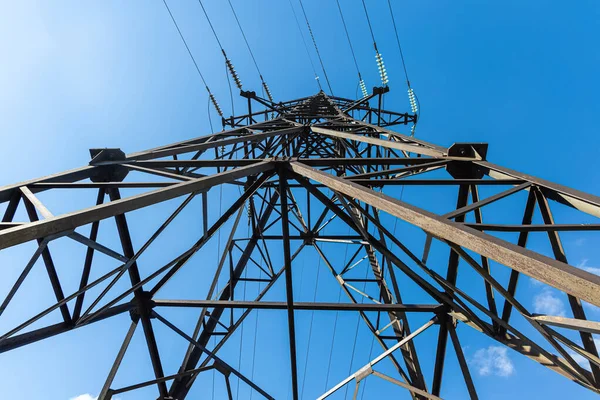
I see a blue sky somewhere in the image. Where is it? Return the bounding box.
[1,1,600,399]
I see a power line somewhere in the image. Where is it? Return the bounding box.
[161,0,208,89]
[336,0,368,98]
[197,0,224,50]
[161,0,223,118]
[227,0,260,78]
[227,0,275,103]
[198,0,244,94]
[360,0,389,87]
[361,0,377,50]
[387,0,410,86]
[387,0,419,132]
[298,0,334,95]
[287,0,322,91]
[335,0,360,78]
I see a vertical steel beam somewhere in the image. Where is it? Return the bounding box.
[447,321,478,399]
[107,188,168,398]
[279,167,300,400]
[432,184,470,396]
[498,189,536,335]
[169,190,280,399]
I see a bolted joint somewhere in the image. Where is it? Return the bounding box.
[446,143,489,179]
[89,148,129,183]
[300,231,316,245]
[129,291,156,321]
[213,361,231,377]
[356,364,373,382]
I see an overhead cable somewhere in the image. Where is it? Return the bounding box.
[387,0,419,132]
[298,0,334,95]
[198,0,244,92]
[336,0,368,98]
[287,0,322,91]
[227,0,275,103]
[161,0,223,117]
[361,0,389,87]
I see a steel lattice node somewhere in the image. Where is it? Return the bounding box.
[1,91,600,399]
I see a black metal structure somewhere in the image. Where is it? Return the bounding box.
[2,89,600,399]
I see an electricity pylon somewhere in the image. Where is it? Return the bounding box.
[1,88,600,399]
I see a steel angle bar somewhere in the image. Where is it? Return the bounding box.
[311,126,444,158]
[318,318,436,400]
[476,161,600,218]
[153,300,441,312]
[128,127,302,161]
[288,161,600,307]
[529,315,600,335]
[153,311,275,399]
[0,161,273,250]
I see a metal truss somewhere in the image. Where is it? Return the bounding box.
[1,88,600,399]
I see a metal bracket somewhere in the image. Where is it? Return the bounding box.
[355,364,373,382]
[89,148,129,182]
[446,142,489,178]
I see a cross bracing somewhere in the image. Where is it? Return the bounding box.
[1,90,600,399]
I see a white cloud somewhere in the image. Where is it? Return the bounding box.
[584,267,600,275]
[529,277,543,286]
[533,289,565,316]
[569,352,588,366]
[470,346,515,377]
[577,259,589,268]
[70,395,97,400]
[575,259,600,275]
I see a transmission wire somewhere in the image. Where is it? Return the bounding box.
[207,96,214,133]
[197,0,243,115]
[161,0,210,91]
[360,0,378,51]
[387,0,420,134]
[197,0,224,50]
[227,1,264,80]
[288,0,322,91]
[386,0,411,86]
[297,0,334,95]
[335,0,361,79]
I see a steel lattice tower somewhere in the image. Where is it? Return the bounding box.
[1,88,600,399]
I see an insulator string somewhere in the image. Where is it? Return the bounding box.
[227,0,275,101]
[387,0,420,132]
[360,0,390,87]
[198,0,245,98]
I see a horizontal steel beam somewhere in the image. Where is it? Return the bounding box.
[477,161,600,218]
[311,126,445,158]
[0,162,273,250]
[531,315,600,335]
[153,299,442,312]
[289,162,600,307]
